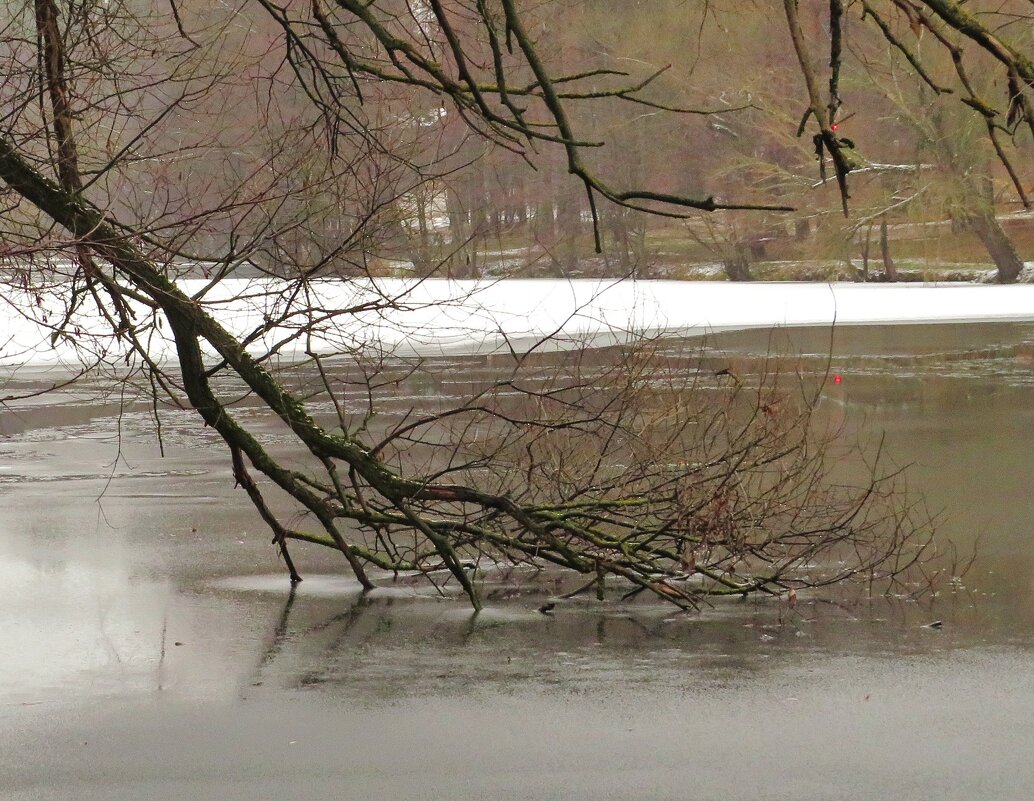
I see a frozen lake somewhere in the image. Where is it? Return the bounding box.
[3,314,1034,799]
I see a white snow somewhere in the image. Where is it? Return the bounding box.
[4,278,1034,368]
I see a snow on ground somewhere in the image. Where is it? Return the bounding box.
[4,278,1034,369]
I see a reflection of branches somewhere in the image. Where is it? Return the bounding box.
[292,595,376,688]
[251,584,299,682]
[247,586,382,691]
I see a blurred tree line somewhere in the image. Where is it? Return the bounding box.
[361,0,1034,282]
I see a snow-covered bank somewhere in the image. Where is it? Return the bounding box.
[4,278,1034,368]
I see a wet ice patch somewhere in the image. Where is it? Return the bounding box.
[210,573,468,600]
[211,573,365,596]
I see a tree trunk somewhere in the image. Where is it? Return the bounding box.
[880,218,897,282]
[970,212,1024,283]
[723,243,753,281]
[555,194,580,275]
[860,221,872,281]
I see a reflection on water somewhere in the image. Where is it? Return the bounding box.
[3,323,1034,799]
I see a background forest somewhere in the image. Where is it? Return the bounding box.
[8,1,1034,285]
[238,0,1034,283]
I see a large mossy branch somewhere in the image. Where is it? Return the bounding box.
[0,135,475,596]
[0,138,719,607]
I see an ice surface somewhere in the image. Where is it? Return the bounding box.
[5,278,1034,367]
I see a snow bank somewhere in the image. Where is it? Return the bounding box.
[4,278,1034,368]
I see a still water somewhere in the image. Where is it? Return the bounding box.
[3,323,1034,800]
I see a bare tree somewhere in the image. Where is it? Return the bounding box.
[0,0,940,610]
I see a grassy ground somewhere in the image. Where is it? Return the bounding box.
[369,215,1034,282]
